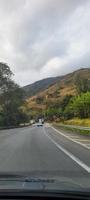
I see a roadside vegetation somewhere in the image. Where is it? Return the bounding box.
[0,63,29,128]
[53,123,90,136]
[44,92,90,125]
[63,118,90,127]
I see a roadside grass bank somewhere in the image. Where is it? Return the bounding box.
[63,118,90,127]
[52,123,90,136]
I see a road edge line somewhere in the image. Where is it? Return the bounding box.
[43,128,90,173]
[51,126,90,150]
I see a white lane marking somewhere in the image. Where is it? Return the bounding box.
[86,144,90,147]
[43,128,90,173]
[74,139,90,142]
[51,126,90,150]
[69,136,81,138]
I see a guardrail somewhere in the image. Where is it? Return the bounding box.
[0,124,31,130]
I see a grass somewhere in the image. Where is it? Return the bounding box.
[53,123,90,136]
[64,118,90,127]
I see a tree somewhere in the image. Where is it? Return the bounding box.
[0,62,29,126]
[60,95,73,111]
[45,107,63,121]
[36,95,44,104]
[64,92,90,119]
[0,81,24,126]
[76,77,90,94]
[0,62,13,92]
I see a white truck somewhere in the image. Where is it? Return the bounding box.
[37,118,44,127]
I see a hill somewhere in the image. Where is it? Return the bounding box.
[25,68,90,119]
[23,76,63,98]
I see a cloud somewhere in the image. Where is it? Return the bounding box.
[0,0,90,85]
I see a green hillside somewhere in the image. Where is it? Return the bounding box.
[26,68,90,121]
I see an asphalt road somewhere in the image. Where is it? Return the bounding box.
[0,124,90,188]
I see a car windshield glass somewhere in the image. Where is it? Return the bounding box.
[0,0,90,194]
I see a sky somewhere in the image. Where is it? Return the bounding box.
[0,0,90,86]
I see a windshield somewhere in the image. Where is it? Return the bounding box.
[0,0,90,194]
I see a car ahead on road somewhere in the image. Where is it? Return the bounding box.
[37,122,43,127]
[32,122,43,127]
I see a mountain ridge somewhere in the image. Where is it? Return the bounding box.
[23,76,63,98]
[23,67,90,98]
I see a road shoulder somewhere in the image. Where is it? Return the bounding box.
[52,124,90,150]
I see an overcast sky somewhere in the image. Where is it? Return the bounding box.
[0,0,90,86]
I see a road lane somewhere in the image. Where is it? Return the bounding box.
[0,125,89,184]
[51,126,90,150]
[44,128,90,173]
[45,126,90,167]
